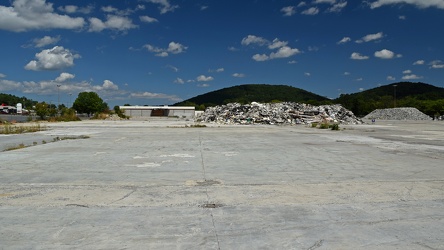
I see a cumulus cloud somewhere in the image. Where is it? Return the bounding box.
[281,6,296,16]
[356,32,384,43]
[25,46,81,71]
[241,35,269,46]
[145,0,179,14]
[58,4,93,14]
[55,72,75,82]
[0,74,125,98]
[143,42,188,57]
[337,37,351,44]
[268,38,288,49]
[350,52,369,60]
[402,74,423,80]
[413,60,425,65]
[252,54,269,61]
[429,60,444,69]
[270,46,300,59]
[32,35,61,48]
[88,15,138,32]
[374,49,401,59]
[369,0,444,9]
[174,77,184,84]
[196,75,214,82]
[96,80,119,91]
[403,69,412,74]
[0,0,85,32]
[387,76,396,81]
[243,35,300,62]
[140,15,158,23]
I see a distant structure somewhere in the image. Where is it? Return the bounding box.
[119,105,195,119]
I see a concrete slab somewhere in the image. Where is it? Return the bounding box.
[1,120,443,249]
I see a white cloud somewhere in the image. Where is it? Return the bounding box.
[327,1,348,12]
[429,60,444,69]
[304,72,311,76]
[313,0,336,4]
[25,46,81,71]
[174,77,184,84]
[0,0,85,32]
[374,49,401,59]
[402,74,423,80]
[143,42,187,57]
[232,73,246,78]
[97,80,119,91]
[209,68,224,73]
[145,0,179,14]
[88,15,138,32]
[197,83,210,87]
[268,38,288,49]
[130,91,181,101]
[0,79,22,92]
[167,42,187,54]
[55,72,75,82]
[140,15,159,23]
[369,0,444,9]
[301,7,320,15]
[399,15,406,20]
[350,52,369,60]
[281,6,296,16]
[197,75,214,82]
[288,60,297,64]
[32,35,61,48]
[166,65,179,72]
[298,2,308,7]
[387,76,396,81]
[343,72,350,75]
[403,69,412,74]
[0,73,6,78]
[58,5,93,14]
[270,46,300,59]
[356,32,384,43]
[337,37,351,44]
[241,35,269,46]
[413,60,425,65]
[244,36,299,61]
[252,54,269,61]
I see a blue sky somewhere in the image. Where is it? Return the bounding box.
[1,0,444,107]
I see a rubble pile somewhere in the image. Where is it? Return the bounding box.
[364,107,432,120]
[196,102,363,125]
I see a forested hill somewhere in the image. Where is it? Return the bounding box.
[0,93,37,108]
[174,84,331,109]
[334,82,444,117]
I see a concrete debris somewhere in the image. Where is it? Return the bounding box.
[364,108,432,120]
[196,102,363,125]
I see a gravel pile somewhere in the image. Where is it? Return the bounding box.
[197,102,363,125]
[363,107,432,120]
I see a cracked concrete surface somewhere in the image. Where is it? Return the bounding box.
[0,119,443,249]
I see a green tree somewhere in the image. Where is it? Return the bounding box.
[72,92,107,116]
[35,102,49,120]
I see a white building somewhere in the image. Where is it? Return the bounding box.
[119,105,195,119]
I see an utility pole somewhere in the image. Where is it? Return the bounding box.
[57,84,61,114]
[393,84,397,108]
[69,93,72,108]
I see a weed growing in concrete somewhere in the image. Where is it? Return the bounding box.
[6,143,26,151]
[0,123,45,134]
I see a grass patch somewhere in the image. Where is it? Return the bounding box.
[0,123,46,134]
[5,143,26,151]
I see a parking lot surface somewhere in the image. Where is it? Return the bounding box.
[1,119,443,249]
